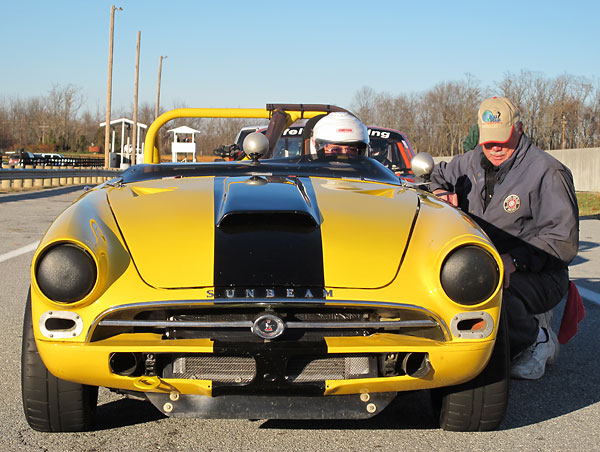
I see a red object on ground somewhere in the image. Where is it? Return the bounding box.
[558,281,586,344]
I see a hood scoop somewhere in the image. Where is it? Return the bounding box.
[217,176,319,233]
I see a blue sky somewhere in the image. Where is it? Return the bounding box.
[2,0,599,114]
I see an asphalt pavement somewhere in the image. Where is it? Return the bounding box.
[0,186,598,451]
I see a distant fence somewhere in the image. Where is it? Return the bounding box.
[0,167,122,190]
[434,147,600,193]
[11,156,105,168]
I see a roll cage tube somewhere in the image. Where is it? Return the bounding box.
[144,105,352,164]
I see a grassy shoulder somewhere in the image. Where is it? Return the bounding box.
[577,192,600,218]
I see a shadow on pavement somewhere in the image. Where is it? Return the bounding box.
[0,186,86,204]
[92,398,165,431]
[570,240,599,266]
[259,390,437,431]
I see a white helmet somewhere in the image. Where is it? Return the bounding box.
[310,112,369,158]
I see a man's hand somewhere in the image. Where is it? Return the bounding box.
[500,253,516,288]
[433,189,458,207]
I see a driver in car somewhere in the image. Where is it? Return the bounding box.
[309,112,370,159]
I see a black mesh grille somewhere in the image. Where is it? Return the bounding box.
[171,356,256,383]
[286,356,371,382]
[165,354,374,383]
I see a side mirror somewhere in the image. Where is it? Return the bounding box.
[410,152,434,182]
[243,132,269,164]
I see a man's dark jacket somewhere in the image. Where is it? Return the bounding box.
[429,134,579,273]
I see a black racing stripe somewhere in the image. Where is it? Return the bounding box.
[213,176,324,297]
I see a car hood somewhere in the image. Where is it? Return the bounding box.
[107,176,418,290]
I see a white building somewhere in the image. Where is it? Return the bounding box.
[168,125,201,162]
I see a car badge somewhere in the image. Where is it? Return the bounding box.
[252,314,285,339]
[503,194,520,213]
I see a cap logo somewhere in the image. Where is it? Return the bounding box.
[481,110,500,124]
[482,110,501,124]
[337,128,353,133]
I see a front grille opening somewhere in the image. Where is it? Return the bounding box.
[90,305,445,342]
[118,352,434,387]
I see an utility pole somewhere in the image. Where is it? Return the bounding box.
[131,30,141,165]
[39,125,49,144]
[155,55,167,120]
[19,116,24,146]
[562,114,566,150]
[104,5,122,168]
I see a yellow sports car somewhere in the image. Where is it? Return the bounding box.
[22,104,507,432]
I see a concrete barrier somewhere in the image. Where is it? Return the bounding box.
[0,168,123,190]
[1,164,12,189]
[547,148,600,192]
[433,147,600,193]
[23,165,34,188]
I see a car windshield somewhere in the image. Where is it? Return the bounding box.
[267,126,413,170]
[120,156,400,186]
[272,136,302,158]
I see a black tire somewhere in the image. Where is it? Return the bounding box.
[21,292,98,432]
[431,307,509,431]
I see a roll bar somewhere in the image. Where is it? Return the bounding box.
[143,105,352,164]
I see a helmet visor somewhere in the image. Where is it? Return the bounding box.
[315,139,368,156]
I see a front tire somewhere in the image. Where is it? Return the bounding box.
[21,293,98,432]
[431,307,509,431]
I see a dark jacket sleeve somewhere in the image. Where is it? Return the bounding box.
[429,152,472,193]
[526,166,579,268]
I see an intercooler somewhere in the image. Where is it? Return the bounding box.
[168,355,373,383]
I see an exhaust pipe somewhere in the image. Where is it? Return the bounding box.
[109,352,141,376]
[401,352,431,378]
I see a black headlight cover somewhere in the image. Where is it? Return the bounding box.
[440,245,499,305]
[36,243,97,303]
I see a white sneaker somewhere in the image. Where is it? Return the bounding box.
[510,334,556,380]
[535,311,559,365]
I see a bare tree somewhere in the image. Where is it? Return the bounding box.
[46,84,85,151]
[3,72,599,161]
[351,86,377,124]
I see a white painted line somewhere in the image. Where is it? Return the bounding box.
[576,285,600,307]
[0,241,39,263]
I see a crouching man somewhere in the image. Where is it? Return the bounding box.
[430,97,579,379]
